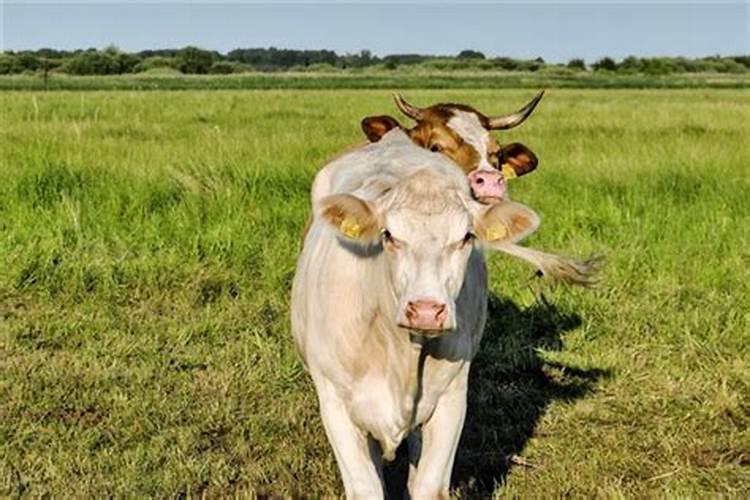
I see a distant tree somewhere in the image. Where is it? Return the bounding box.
[383,54,427,66]
[0,53,22,74]
[491,57,520,70]
[673,57,697,72]
[34,48,72,59]
[177,46,215,74]
[358,50,375,66]
[457,50,485,60]
[209,61,247,74]
[137,49,181,59]
[226,47,337,70]
[342,49,377,68]
[384,58,398,70]
[133,56,178,73]
[700,56,745,74]
[516,58,543,72]
[15,52,42,72]
[102,48,141,74]
[642,57,678,75]
[567,58,586,71]
[209,61,234,74]
[62,51,119,75]
[618,56,643,73]
[592,57,617,71]
[7,45,743,78]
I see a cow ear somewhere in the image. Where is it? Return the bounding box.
[318,194,381,242]
[361,115,402,142]
[498,143,538,179]
[474,200,540,245]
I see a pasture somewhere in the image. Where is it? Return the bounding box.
[0,89,748,497]
[2,69,750,92]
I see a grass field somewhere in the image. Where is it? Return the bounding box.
[2,69,750,91]
[0,88,748,497]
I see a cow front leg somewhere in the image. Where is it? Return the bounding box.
[408,365,469,499]
[316,378,385,499]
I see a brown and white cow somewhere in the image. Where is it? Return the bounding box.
[362,91,544,203]
[357,92,601,286]
[292,134,542,498]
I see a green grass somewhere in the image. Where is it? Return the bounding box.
[2,69,750,91]
[1,89,748,497]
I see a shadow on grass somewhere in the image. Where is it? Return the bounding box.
[384,291,608,497]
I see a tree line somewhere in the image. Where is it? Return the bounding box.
[1,46,748,76]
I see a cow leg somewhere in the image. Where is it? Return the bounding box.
[316,378,385,499]
[408,365,469,499]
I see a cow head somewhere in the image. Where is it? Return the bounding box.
[318,169,539,334]
[361,92,543,204]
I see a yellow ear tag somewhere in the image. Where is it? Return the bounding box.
[501,163,517,180]
[340,218,362,239]
[485,224,508,242]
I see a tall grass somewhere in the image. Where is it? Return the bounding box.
[0,89,748,497]
[1,70,749,91]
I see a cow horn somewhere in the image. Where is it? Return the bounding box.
[487,90,545,130]
[393,94,424,120]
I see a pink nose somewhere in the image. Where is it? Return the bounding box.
[404,300,449,331]
[468,169,506,202]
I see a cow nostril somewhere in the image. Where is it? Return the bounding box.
[406,302,421,319]
[406,303,416,318]
[435,304,446,317]
[475,177,484,185]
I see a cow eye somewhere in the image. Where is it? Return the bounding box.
[383,229,395,245]
[460,232,475,248]
[382,229,402,250]
[430,144,441,153]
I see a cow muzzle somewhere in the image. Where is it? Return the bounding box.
[468,169,506,204]
[399,299,452,332]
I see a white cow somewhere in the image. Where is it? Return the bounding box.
[291,131,542,498]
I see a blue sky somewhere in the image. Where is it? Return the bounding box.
[1,1,748,62]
